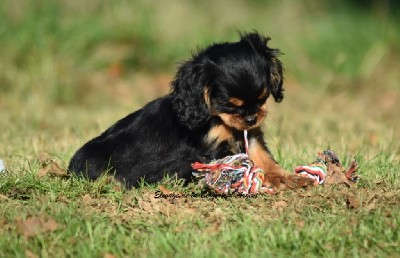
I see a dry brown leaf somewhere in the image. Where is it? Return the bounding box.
[138,200,153,213]
[107,62,124,79]
[158,185,183,198]
[298,192,312,198]
[141,191,159,205]
[301,150,359,187]
[17,217,42,237]
[205,222,221,235]
[272,200,288,211]
[366,196,378,211]
[17,216,59,238]
[346,196,360,209]
[82,194,93,205]
[367,199,377,211]
[103,253,117,258]
[56,195,70,204]
[183,208,196,215]
[383,191,399,199]
[25,250,38,258]
[37,152,68,178]
[0,194,11,201]
[158,203,170,216]
[41,219,59,232]
[159,185,172,195]
[324,170,352,186]
[158,203,179,217]
[37,160,68,178]
[373,179,384,185]
[294,219,305,228]
[37,152,52,165]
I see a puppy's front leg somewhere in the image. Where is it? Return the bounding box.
[247,135,314,190]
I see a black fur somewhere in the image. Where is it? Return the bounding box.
[68,32,284,188]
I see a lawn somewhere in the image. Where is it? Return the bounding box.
[0,1,399,257]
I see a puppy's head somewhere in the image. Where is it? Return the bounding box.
[171,32,284,131]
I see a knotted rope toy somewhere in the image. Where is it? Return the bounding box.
[192,130,273,195]
[192,132,360,195]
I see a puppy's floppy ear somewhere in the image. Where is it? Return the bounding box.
[170,59,211,130]
[241,32,284,102]
[268,54,284,103]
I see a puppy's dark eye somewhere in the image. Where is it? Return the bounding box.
[223,102,245,115]
[226,104,242,112]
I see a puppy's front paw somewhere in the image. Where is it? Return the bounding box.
[263,171,315,191]
[263,171,286,190]
[285,174,316,189]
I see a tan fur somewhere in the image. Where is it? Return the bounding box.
[207,124,233,145]
[248,139,284,176]
[204,87,211,108]
[217,102,267,131]
[218,113,247,130]
[258,102,268,121]
[248,138,315,190]
[229,97,244,107]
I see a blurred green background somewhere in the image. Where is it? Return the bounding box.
[0,0,399,163]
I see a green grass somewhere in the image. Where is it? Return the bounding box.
[1,164,399,257]
[0,0,400,257]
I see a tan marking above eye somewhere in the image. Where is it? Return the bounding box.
[229,97,244,107]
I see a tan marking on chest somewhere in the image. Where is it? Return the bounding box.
[207,124,233,145]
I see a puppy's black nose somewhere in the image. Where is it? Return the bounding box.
[244,115,257,126]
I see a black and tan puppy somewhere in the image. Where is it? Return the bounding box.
[68,32,313,190]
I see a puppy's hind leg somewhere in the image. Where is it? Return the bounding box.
[68,143,112,181]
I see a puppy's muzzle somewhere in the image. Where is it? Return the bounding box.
[244,114,257,126]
